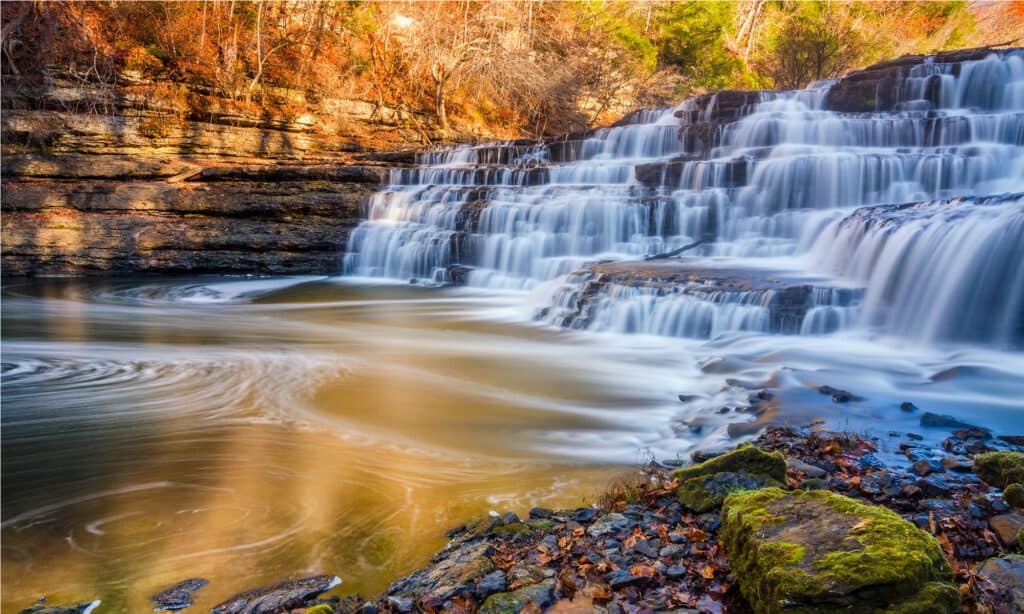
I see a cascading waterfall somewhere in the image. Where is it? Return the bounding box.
[345,49,1024,347]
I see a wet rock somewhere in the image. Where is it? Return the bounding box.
[1000,435,1024,447]
[586,512,631,538]
[975,451,1024,488]
[975,555,1024,612]
[678,394,699,403]
[720,488,958,613]
[800,478,829,491]
[632,539,660,559]
[212,575,341,614]
[151,578,208,611]
[527,507,552,519]
[499,512,521,526]
[920,412,977,430]
[18,602,101,614]
[666,565,688,579]
[989,513,1024,549]
[900,402,918,412]
[786,458,826,478]
[386,596,413,613]
[817,385,863,403]
[953,427,992,440]
[906,433,924,441]
[605,570,646,589]
[659,544,684,558]
[570,507,598,523]
[475,570,507,600]
[674,445,786,512]
[478,579,555,614]
[539,534,559,552]
[506,565,552,587]
[912,459,944,476]
[858,453,886,471]
[940,456,973,473]
[916,476,951,498]
[354,602,378,614]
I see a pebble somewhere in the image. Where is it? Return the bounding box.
[787,458,827,478]
[906,433,924,441]
[666,565,688,579]
[940,456,973,473]
[632,539,660,559]
[659,544,684,558]
[605,570,645,589]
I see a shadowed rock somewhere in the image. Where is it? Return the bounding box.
[150,578,208,611]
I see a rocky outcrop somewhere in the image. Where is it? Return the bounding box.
[1,77,401,276]
[1,162,381,275]
[824,46,1014,113]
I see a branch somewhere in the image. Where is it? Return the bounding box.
[645,237,712,260]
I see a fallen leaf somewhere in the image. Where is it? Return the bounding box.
[630,564,656,578]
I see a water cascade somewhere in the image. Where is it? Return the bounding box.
[345,49,1024,346]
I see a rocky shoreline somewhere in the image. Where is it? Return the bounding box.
[25,413,1024,614]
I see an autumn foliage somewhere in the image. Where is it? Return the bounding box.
[1,1,1020,138]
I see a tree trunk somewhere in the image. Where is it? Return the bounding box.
[434,77,448,129]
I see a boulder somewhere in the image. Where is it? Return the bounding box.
[478,578,556,614]
[720,488,958,613]
[675,445,786,512]
[988,513,1024,549]
[974,555,1024,612]
[975,451,1024,489]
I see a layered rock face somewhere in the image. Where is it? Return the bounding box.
[1,77,406,276]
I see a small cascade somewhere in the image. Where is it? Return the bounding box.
[345,48,1024,346]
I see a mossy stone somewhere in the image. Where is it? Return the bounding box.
[720,488,958,614]
[974,451,1024,489]
[489,523,534,538]
[1006,483,1024,509]
[304,606,335,614]
[478,578,555,614]
[674,445,787,511]
[676,445,787,483]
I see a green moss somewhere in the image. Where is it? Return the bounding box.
[479,579,555,614]
[974,451,1024,489]
[304,606,335,614]
[524,519,554,531]
[678,471,782,512]
[721,488,957,614]
[490,523,534,538]
[1005,483,1024,509]
[675,446,787,511]
[675,445,787,483]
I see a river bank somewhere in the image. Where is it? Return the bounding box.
[25,412,1024,614]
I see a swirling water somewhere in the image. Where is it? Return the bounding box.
[5,50,1024,611]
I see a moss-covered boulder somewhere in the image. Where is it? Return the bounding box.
[975,451,1024,489]
[674,445,786,512]
[1005,483,1024,509]
[720,488,958,614]
[478,579,555,614]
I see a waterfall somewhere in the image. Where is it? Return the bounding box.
[345,49,1024,346]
